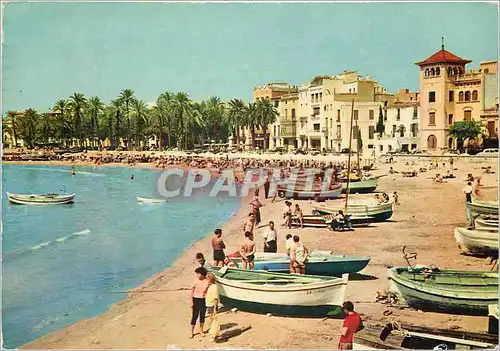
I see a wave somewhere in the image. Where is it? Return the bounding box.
[5,229,92,259]
[22,167,106,177]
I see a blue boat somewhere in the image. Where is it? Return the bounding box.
[230,251,370,276]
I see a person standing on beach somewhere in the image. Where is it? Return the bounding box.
[463,182,473,203]
[338,301,362,350]
[243,213,255,235]
[290,236,308,275]
[239,231,255,270]
[294,204,304,228]
[262,221,277,253]
[205,273,220,341]
[190,267,210,339]
[250,195,263,227]
[211,229,226,267]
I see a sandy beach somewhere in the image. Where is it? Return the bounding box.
[17,155,499,349]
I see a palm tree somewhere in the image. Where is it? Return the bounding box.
[68,93,87,146]
[204,96,225,142]
[87,97,105,148]
[131,99,149,149]
[5,111,19,147]
[245,102,259,149]
[158,92,175,149]
[37,113,57,144]
[52,100,72,146]
[171,92,194,149]
[119,89,135,149]
[226,99,246,147]
[255,98,278,150]
[110,99,122,148]
[18,108,39,148]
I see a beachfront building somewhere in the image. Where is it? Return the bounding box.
[246,82,298,150]
[377,89,420,154]
[270,72,395,154]
[416,43,499,150]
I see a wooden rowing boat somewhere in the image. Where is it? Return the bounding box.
[387,266,498,315]
[6,192,75,205]
[475,216,499,230]
[277,183,342,200]
[341,178,378,194]
[213,266,348,317]
[467,200,499,221]
[453,227,498,256]
[292,214,373,228]
[229,251,370,276]
[313,201,393,222]
[136,196,167,203]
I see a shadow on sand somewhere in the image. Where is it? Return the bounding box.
[348,273,378,281]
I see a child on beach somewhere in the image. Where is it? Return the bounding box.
[205,273,220,341]
[190,267,210,339]
[196,253,206,268]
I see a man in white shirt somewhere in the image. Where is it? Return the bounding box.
[262,221,278,253]
[463,182,473,203]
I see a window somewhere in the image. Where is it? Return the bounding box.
[396,108,401,121]
[368,144,374,149]
[369,126,375,139]
[392,125,396,137]
[425,69,429,77]
[431,68,435,76]
[427,135,437,149]
[291,109,296,119]
[429,91,436,103]
[465,91,471,102]
[449,91,454,102]
[273,100,279,108]
[284,109,288,117]
[384,110,387,121]
[313,124,320,132]
[353,110,358,120]
[448,114,453,125]
[436,67,440,76]
[330,118,333,129]
[352,126,358,139]
[459,91,464,102]
[413,106,418,119]
[388,145,393,151]
[319,92,322,101]
[336,125,341,138]
[273,125,276,135]
[464,110,472,121]
[313,107,320,116]
[472,90,478,101]
[380,145,384,152]
[337,109,341,122]
[429,112,436,125]
[369,110,374,120]
[399,126,405,137]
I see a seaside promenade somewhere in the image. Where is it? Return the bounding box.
[17,153,498,349]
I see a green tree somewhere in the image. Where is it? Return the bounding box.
[18,108,39,148]
[131,99,149,148]
[110,99,123,148]
[119,89,135,149]
[204,96,226,142]
[376,105,385,138]
[171,92,194,149]
[68,93,87,146]
[52,100,72,146]
[87,97,105,148]
[37,113,57,144]
[5,111,19,147]
[245,102,258,149]
[255,98,278,150]
[449,120,483,151]
[226,98,246,147]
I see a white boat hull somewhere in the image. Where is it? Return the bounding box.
[6,192,75,205]
[136,197,167,203]
[453,227,498,256]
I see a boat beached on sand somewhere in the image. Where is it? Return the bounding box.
[388,266,498,315]
[213,266,348,317]
[341,177,378,194]
[229,251,371,276]
[467,200,499,224]
[313,200,393,222]
[453,227,498,256]
[6,192,75,205]
[292,213,374,228]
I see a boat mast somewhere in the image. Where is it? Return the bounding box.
[344,99,355,211]
[355,113,362,178]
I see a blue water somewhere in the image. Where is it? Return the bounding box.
[2,164,239,348]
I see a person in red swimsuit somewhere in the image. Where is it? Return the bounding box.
[338,301,362,349]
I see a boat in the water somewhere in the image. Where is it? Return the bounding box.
[453,227,498,256]
[229,251,370,276]
[475,216,499,230]
[341,178,378,194]
[292,213,373,228]
[136,196,167,203]
[388,266,498,315]
[213,266,348,317]
[6,192,75,205]
[313,200,393,222]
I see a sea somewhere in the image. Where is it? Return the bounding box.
[2,164,240,348]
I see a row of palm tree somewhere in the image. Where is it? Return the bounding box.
[3,89,279,150]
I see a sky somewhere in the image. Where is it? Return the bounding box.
[1,2,498,113]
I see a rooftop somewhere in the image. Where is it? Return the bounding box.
[416,46,471,66]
